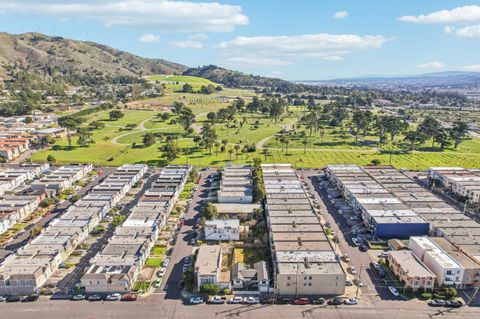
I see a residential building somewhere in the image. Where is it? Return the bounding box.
[217,165,253,203]
[204,219,240,241]
[388,250,436,292]
[195,244,223,291]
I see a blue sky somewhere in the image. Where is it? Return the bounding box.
[1,0,480,80]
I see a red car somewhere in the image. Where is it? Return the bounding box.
[120,294,137,302]
[294,298,310,305]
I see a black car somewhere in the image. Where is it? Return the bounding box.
[327,297,343,305]
[313,297,325,305]
[261,297,276,304]
[6,295,21,302]
[278,297,291,304]
[428,299,446,307]
[445,300,463,308]
[359,244,368,252]
[177,280,185,289]
[21,295,38,302]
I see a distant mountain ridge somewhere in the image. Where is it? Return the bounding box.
[0,32,187,84]
[300,71,480,89]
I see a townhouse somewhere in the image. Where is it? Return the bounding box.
[81,165,190,293]
[387,250,436,292]
[0,164,147,295]
[204,219,240,241]
[217,165,253,204]
[428,167,480,204]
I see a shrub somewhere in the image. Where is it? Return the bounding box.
[200,283,220,295]
[419,292,432,300]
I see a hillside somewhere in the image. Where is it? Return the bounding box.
[183,65,307,93]
[0,32,186,84]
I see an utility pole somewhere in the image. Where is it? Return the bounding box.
[463,198,468,215]
[295,261,299,299]
[355,265,363,299]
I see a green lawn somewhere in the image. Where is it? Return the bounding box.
[145,257,163,268]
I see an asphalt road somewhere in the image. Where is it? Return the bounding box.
[160,168,217,299]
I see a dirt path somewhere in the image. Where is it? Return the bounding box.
[191,112,208,134]
[110,116,154,145]
[256,121,295,149]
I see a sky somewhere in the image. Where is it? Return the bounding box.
[1,0,480,80]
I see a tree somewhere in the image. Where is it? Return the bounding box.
[76,128,94,147]
[262,147,269,160]
[417,116,441,147]
[449,121,469,149]
[383,116,409,141]
[207,112,216,122]
[302,138,308,153]
[177,107,195,135]
[58,116,79,147]
[234,144,241,160]
[371,159,381,166]
[143,132,156,147]
[404,131,425,152]
[109,110,124,121]
[203,202,218,220]
[434,128,451,151]
[200,123,218,155]
[47,155,56,164]
[228,149,234,161]
[160,112,170,121]
[170,101,185,115]
[200,283,220,295]
[182,83,193,93]
[162,139,180,161]
[88,121,105,130]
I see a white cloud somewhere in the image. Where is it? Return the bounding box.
[444,24,480,38]
[217,33,387,64]
[220,56,291,68]
[416,61,444,70]
[188,33,208,41]
[333,11,348,19]
[463,65,480,72]
[0,0,249,33]
[139,33,159,43]
[398,5,480,24]
[169,40,203,49]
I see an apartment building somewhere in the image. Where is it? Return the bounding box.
[388,250,436,292]
[195,244,223,290]
[217,165,253,203]
[263,164,345,296]
[410,236,464,288]
[204,219,240,241]
[428,167,480,204]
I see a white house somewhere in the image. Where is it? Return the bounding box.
[204,219,240,241]
[409,236,464,288]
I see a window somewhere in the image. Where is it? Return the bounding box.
[308,283,312,286]
[287,276,291,280]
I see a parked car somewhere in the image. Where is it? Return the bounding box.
[162,258,170,267]
[21,295,38,302]
[0,296,6,302]
[157,268,166,277]
[445,300,463,308]
[353,278,364,287]
[106,293,121,301]
[207,296,225,304]
[348,266,357,274]
[278,297,291,304]
[372,262,382,270]
[228,296,243,304]
[184,256,191,263]
[121,294,137,302]
[352,238,361,247]
[88,294,102,301]
[312,297,325,305]
[243,296,259,304]
[342,254,351,262]
[345,279,353,286]
[327,297,343,305]
[153,279,161,288]
[294,298,310,305]
[182,264,190,272]
[388,286,400,297]
[190,238,196,245]
[344,298,358,305]
[71,294,86,301]
[428,299,446,307]
[177,280,185,289]
[261,297,276,304]
[189,296,204,304]
[6,295,21,302]
[359,244,368,252]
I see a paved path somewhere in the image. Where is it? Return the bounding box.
[256,120,295,149]
[110,116,155,145]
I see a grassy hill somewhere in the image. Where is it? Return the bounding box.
[0,32,186,83]
[183,65,307,93]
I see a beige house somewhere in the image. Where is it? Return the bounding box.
[388,250,436,292]
[195,245,222,291]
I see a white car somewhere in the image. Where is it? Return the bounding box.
[72,294,86,300]
[345,279,353,286]
[162,258,170,267]
[228,296,243,304]
[208,296,225,304]
[351,238,361,247]
[189,296,204,304]
[106,293,121,301]
[348,266,357,275]
[243,296,259,304]
[344,298,358,305]
[388,286,400,297]
[372,262,382,270]
[0,296,6,302]
[157,268,166,277]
